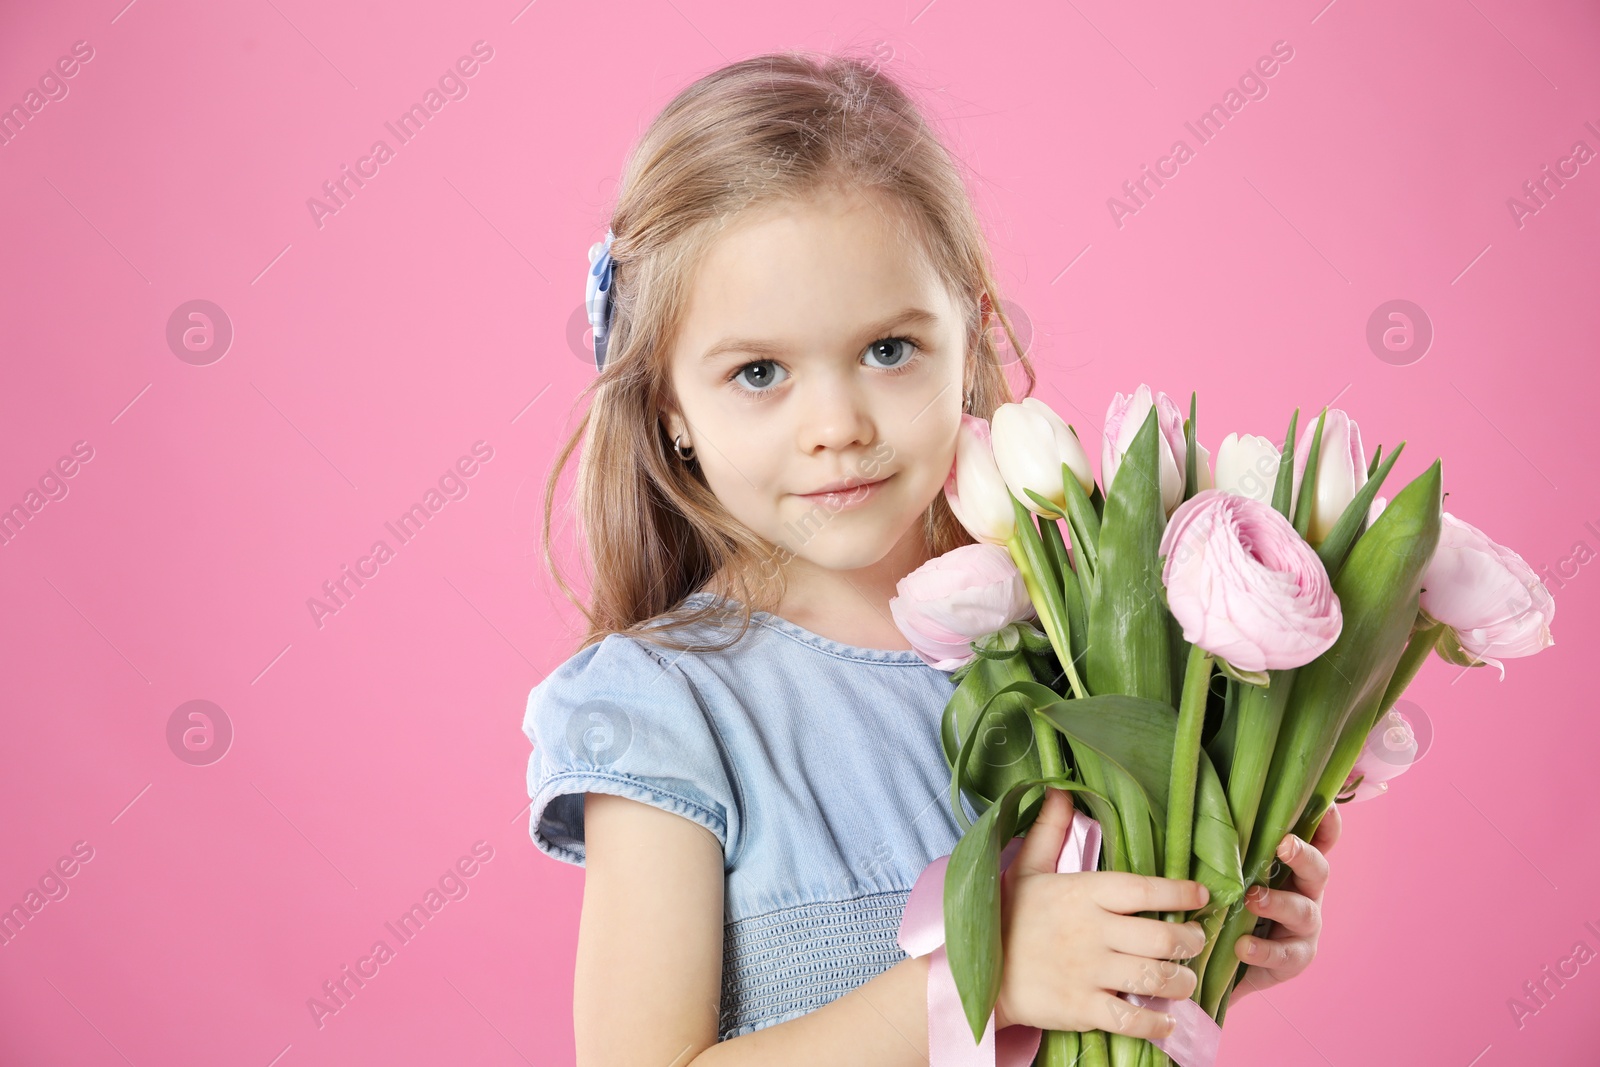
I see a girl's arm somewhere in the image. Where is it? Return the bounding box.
[578,787,1198,1064]
[577,793,934,1067]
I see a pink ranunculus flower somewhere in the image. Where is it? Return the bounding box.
[1412,509,1557,679]
[889,543,1036,672]
[1341,707,1418,802]
[1102,384,1188,516]
[1159,489,1343,672]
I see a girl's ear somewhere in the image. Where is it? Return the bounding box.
[659,407,688,449]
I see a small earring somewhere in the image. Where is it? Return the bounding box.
[674,433,696,462]
[962,389,973,413]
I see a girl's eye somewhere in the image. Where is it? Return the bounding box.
[730,360,789,393]
[862,336,920,371]
[725,336,924,397]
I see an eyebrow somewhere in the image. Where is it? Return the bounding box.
[699,307,943,364]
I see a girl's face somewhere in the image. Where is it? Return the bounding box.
[663,185,969,580]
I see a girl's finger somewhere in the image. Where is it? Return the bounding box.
[1098,993,1183,1043]
[1311,801,1343,853]
[1236,932,1314,978]
[1102,951,1198,1002]
[1274,833,1331,902]
[1103,915,1206,961]
[1242,884,1320,937]
[1232,966,1277,1001]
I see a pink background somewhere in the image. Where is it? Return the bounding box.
[1,0,1595,1063]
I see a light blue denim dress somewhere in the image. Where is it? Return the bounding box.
[521,590,965,1040]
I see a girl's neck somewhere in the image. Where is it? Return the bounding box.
[708,524,933,652]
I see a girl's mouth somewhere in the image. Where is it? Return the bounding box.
[794,474,893,510]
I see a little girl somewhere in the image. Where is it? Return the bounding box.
[522,51,1337,1065]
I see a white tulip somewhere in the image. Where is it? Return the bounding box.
[990,399,1095,516]
[1215,432,1281,503]
[1290,409,1366,544]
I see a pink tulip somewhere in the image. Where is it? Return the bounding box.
[1289,409,1366,544]
[1159,489,1343,672]
[1341,708,1418,802]
[1415,509,1556,679]
[1102,385,1188,516]
[944,414,1016,546]
[889,543,1036,671]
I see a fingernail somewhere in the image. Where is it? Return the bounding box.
[1277,836,1296,860]
[1241,937,1257,957]
[1162,1013,1176,1036]
[1197,885,1209,904]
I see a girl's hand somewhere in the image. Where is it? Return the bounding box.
[1230,801,1342,1002]
[994,788,1211,1040]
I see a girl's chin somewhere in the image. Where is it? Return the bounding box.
[771,511,929,572]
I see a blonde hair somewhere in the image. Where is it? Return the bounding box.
[541,49,1039,654]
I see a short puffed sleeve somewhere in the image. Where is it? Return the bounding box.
[521,632,742,868]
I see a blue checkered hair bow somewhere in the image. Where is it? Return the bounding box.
[586,229,616,371]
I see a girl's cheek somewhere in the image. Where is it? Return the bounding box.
[896,398,959,451]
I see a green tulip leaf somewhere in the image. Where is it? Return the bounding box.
[1182,394,1199,506]
[1059,458,1101,594]
[1317,441,1406,580]
[1009,684,1181,825]
[944,774,1119,1043]
[947,664,1045,829]
[1089,405,1174,707]
[1292,408,1328,540]
[1188,748,1245,918]
[1022,488,1066,519]
[1271,408,1300,520]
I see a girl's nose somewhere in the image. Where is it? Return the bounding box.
[795,379,876,455]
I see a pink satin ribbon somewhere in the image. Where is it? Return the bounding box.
[896,808,1223,1067]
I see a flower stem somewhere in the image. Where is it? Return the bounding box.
[1006,499,1087,701]
[1223,676,1294,860]
[1036,1028,1081,1066]
[1291,621,1445,844]
[1380,620,1445,715]
[1164,644,1214,918]
[1080,1031,1110,1067]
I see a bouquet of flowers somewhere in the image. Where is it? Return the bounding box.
[889,387,1557,1067]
